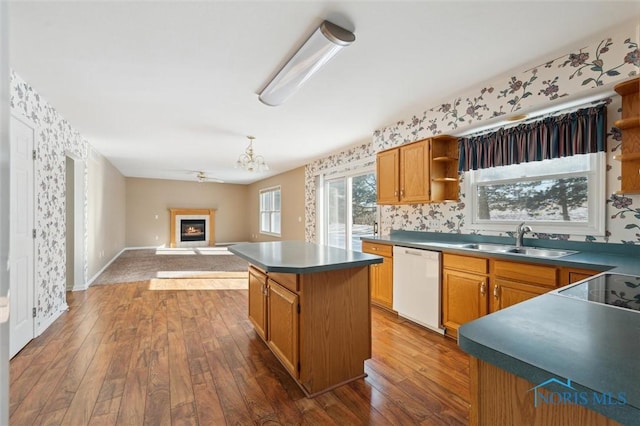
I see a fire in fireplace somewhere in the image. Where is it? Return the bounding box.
[180,219,206,242]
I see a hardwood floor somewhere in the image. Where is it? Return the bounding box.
[10,282,470,425]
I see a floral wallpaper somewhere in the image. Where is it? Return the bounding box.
[306,24,640,245]
[10,71,88,333]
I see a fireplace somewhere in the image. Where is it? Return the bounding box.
[169,208,216,248]
[180,219,206,242]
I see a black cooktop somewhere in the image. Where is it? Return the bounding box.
[558,273,640,312]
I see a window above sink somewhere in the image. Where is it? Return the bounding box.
[464,153,606,236]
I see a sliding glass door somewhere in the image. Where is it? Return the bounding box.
[324,171,377,251]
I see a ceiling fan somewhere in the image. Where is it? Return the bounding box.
[191,171,225,183]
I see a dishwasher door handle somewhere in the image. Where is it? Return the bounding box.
[403,250,425,256]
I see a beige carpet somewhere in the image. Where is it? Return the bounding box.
[93,248,249,285]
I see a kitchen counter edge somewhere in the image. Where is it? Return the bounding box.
[229,241,383,274]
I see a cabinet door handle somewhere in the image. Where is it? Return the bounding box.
[400,189,405,197]
[494,285,499,298]
[480,282,486,295]
[394,190,398,197]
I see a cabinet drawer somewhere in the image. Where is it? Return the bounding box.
[443,253,488,274]
[362,242,393,257]
[493,260,557,288]
[269,272,299,293]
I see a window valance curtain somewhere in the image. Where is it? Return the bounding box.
[458,104,607,172]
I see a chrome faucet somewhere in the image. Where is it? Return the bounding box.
[515,222,532,248]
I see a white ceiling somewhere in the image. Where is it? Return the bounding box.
[8,1,640,184]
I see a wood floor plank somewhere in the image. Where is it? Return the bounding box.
[166,292,198,424]
[143,292,172,426]
[10,281,470,425]
[204,337,254,424]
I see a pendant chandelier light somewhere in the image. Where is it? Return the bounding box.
[235,136,269,172]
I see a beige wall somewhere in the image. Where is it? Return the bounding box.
[126,177,249,247]
[87,149,126,279]
[247,166,306,242]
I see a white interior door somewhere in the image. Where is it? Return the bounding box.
[9,116,35,357]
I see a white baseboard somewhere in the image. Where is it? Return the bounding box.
[36,303,69,336]
[85,247,128,288]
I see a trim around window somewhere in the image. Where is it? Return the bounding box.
[465,153,605,236]
[259,186,281,237]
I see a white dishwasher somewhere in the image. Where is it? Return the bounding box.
[393,246,444,335]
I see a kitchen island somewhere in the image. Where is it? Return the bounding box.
[229,241,383,397]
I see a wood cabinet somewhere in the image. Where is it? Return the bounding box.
[560,266,599,286]
[376,135,459,204]
[470,357,621,426]
[376,148,400,204]
[248,266,268,340]
[399,139,430,203]
[267,279,299,377]
[613,77,640,194]
[443,254,567,338]
[442,254,489,339]
[490,260,557,312]
[246,264,371,397]
[362,241,394,310]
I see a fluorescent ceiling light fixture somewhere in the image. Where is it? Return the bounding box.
[258,20,355,106]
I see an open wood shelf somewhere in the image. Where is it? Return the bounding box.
[614,117,640,130]
[613,152,640,161]
[614,77,640,194]
[430,135,460,202]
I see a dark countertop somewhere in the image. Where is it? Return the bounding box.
[458,294,640,425]
[228,241,383,274]
[362,230,640,424]
[361,231,640,273]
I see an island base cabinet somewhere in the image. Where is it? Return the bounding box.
[299,267,371,396]
[248,266,268,341]
[247,264,371,398]
[470,357,620,426]
[267,279,299,378]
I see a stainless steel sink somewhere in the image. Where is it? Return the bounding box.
[459,243,513,252]
[504,247,577,258]
[407,241,577,258]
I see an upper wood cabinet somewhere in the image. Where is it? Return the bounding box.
[376,148,400,204]
[399,140,430,203]
[376,135,459,204]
